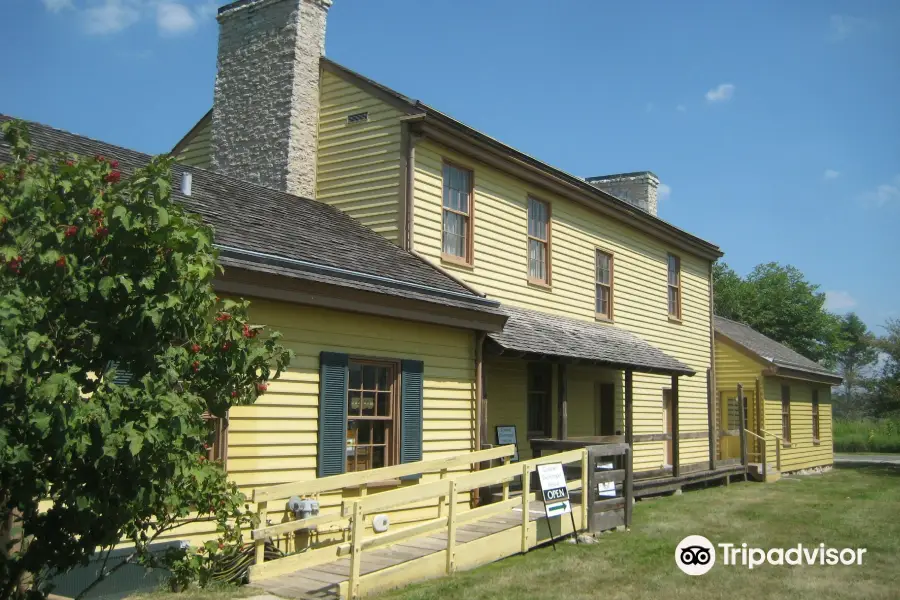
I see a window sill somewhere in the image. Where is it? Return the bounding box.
[527,278,552,290]
[595,313,614,324]
[668,315,683,324]
[440,253,474,270]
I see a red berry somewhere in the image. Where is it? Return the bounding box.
[256,382,268,393]
[94,226,109,239]
[218,542,224,550]
[191,343,201,353]
[56,256,66,268]
[95,155,105,162]
[110,160,119,168]
[64,159,74,167]
[105,171,121,184]
[221,342,231,351]
[230,391,238,398]
[65,225,78,238]
[192,360,200,372]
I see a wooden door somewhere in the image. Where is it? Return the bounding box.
[595,382,616,436]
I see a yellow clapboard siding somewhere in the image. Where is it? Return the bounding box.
[763,376,834,472]
[316,71,406,243]
[411,140,713,470]
[174,116,212,169]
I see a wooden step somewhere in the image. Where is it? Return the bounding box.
[748,463,780,483]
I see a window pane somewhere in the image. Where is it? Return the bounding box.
[348,391,361,416]
[373,421,386,444]
[371,446,385,470]
[528,239,546,281]
[376,391,391,417]
[528,198,547,240]
[596,252,610,284]
[349,364,362,390]
[361,391,375,416]
[443,211,467,258]
[597,285,608,316]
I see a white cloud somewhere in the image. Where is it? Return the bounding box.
[658,183,671,201]
[157,2,197,35]
[829,15,876,42]
[858,175,900,208]
[83,0,141,35]
[825,290,857,312]
[42,0,217,35]
[705,83,735,103]
[824,169,840,181]
[676,104,687,112]
[43,0,74,12]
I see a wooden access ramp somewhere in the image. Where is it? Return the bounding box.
[252,498,577,599]
[245,445,628,599]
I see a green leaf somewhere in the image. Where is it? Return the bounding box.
[157,207,169,227]
[99,276,115,298]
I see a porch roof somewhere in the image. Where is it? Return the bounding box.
[486,305,696,376]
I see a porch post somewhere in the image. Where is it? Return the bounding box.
[737,383,748,472]
[557,363,568,440]
[475,333,488,449]
[625,368,634,473]
[707,368,716,471]
[671,375,680,477]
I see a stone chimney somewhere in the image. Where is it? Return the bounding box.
[586,171,660,217]
[212,0,331,197]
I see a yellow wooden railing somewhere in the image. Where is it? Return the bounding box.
[249,445,516,578]
[758,429,784,471]
[247,446,591,598]
[337,448,588,599]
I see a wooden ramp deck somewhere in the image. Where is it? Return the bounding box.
[250,500,578,600]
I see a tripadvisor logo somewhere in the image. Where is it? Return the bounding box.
[675,536,868,575]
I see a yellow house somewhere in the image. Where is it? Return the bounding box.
[173,0,736,496]
[714,316,842,478]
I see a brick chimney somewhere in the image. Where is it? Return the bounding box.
[211,0,331,197]
[586,171,660,217]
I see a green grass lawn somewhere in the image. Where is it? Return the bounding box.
[374,465,900,600]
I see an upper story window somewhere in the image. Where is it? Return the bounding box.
[812,389,820,441]
[595,250,613,320]
[442,163,473,264]
[667,253,681,318]
[781,384,791,443]
[527,197,551,284]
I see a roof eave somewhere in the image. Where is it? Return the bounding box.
[485,340,696,377]
[411,111,723,261]
[762,364,843,386]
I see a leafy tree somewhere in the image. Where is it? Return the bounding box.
[870,319,900,417]
[834,313,878,408]
[713,261,843,365]
[0,121,292,599]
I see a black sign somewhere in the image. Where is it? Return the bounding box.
[542,486,569,502]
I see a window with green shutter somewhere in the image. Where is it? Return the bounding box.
[317,353,424,477]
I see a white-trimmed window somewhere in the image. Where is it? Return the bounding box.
[667,253,681,318]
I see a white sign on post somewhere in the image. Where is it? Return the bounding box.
[536,463,571,518]
[597,461,616,498]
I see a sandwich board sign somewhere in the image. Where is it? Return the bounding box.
[536,463,571,518]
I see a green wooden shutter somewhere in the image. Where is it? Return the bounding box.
[400,360,424,470]
[318,352,349,477]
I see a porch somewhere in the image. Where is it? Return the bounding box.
[480,305,737,496]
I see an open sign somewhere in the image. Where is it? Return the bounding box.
[536,463,571,518]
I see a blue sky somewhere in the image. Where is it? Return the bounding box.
[2,0,898,331]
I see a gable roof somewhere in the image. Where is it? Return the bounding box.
[0,115,504,323]
[488,305,695,376]
[714,316,842,385]
[172,58,722,261]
